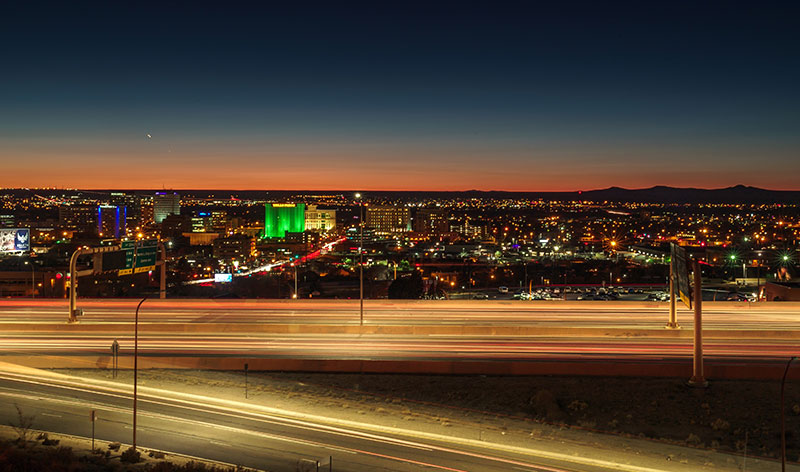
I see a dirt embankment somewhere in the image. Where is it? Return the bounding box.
[272,373,800,462]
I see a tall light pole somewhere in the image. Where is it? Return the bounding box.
[25,261,34,298]
[292,263,298,299]
[355,193,364,326]
[781,356,797,472]
[133,296,147,450]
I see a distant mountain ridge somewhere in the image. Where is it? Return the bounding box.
[4,185,800,204]
[578,185,800,204]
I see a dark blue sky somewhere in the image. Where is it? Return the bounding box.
[2,1,798,190]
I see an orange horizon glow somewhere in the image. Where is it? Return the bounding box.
[4,143,800,192]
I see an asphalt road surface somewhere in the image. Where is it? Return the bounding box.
[0,371,620,472]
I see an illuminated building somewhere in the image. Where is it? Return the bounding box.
[140,202,154,225]
[154,192,181,224]
[160,214,191,238]
[212,234,254,261]
[366,206,411,235]
[110,192,141,228]
[264,203,305,238]
[97,205,126,239]
[192,211,228,233]
[182,232,220,245]
[304,205,336,232]
[413,208,449,233]
[58,204,97,232]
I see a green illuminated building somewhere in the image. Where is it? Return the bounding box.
[264,203,306,238]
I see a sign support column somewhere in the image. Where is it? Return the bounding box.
[688,259,707,387]
[667,262,679,329]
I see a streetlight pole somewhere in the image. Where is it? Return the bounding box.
[523,262,527,293]
[293,263,298,299]
[25,261,35,298]
[781,356,797,472]
[356,193,364,326]
[133,296,147,450]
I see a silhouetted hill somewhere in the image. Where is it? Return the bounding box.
[4,185,800,204]
[579,185,800,204]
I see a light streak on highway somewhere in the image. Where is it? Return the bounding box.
[0,366,633,472]
[187,237,346,284]
[1,300,799,368]
[0,334,798,361]
[3,299,800,329]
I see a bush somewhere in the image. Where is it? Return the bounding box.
[9,404,35,447]
[711,418,730,431]
[121,446,142,463]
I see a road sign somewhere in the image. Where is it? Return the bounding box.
[671,243,692,309]
[119,240,159,275]
[102,251,128,271]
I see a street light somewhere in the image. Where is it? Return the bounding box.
[781,356,797,472]
[355,193,364,326]
[133,296,147,450]
[24,261,34,298]
[291,263,298,299]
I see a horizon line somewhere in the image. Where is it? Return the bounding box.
[4,184,800,193]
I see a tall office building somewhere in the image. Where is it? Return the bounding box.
[365,206,411,235]
[191,210,228,233]
[58,204,97,232]
[264,203,305,238]
[98,205,126,239]
[110,192,141,228]
[413,208,449,233]
[304,205,337,232]
[154,192,181,224]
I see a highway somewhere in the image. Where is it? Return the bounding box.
[1,333,799,361]
[1,300,799,469]
[0,368,637,472]
[2,298,800,329]
[1,299,799,375]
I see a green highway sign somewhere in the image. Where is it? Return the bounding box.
[118,240,159,275]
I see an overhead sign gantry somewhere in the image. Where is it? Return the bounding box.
[68,240,166,322]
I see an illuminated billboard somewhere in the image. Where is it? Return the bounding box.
[214,273,233,283]
[0,228,30,253]
[264,203,305,238]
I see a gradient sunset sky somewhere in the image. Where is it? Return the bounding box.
[1,2,798,191]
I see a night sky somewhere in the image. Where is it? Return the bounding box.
[1,2,798,191]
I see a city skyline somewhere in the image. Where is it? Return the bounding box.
[2,2,799,191]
